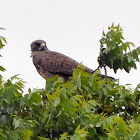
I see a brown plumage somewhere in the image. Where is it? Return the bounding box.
[31,40,104,82]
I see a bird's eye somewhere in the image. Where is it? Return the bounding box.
[36,43,40,46]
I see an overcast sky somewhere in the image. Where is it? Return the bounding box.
[1,0,140,92]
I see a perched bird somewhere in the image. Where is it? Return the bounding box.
[31,40,106,82]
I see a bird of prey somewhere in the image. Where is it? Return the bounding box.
[31,40,106,82]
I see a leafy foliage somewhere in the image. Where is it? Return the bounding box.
[98,23,140,73]
[0,28,6,73]
[0,26,140,140]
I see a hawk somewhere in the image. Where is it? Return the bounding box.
[31,40,106,82]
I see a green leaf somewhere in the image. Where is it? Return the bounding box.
[103,31,105,36]
[37,136,48,140]
[114,33,122,44]
[75,124,81,133]
[113,59,123,73]
[0,28,5,30]
[136,114,140,123]
[22,130,33,140]
[77,72,81,89]
[118,32,124,40]
[132,50,139,61]
[11,132,20,140]
[123,58,130,73]
[103,87,108,95]
[132,129,140,140]
[32,108,44,118]
[129,61,137,69]
[136,46,140,54]
[13,118,20,129]
[5,89,12,102]
[0,39,5,49]
[0,36,7,44]
[128,54,133,62]
[89,114,102,128]
[104,105,114,113]
[0,66,6,72]
[107,84,112,91]
[122,43,127,52]
[116,24,120,32]
[89,100,100,107]
[20,96,25,107]
[28,92,33,100]
[111,23,114,28]
[60,87,68,104]
[0,115,8,124]
[28,92,42,105]
[28,88,31,93]
[126,42,131,50]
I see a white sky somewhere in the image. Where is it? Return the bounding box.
[1,0,140,92]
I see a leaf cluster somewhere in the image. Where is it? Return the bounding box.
[0,70,140,139]
[98,23,140,73]
[0,28,6,73]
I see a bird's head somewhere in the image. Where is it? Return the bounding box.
[31,40,48,52]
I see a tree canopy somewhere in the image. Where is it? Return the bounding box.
[0,24,140,140]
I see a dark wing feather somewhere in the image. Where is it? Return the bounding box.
[32,50,80,76]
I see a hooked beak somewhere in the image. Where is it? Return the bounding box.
[39,43,47,51]
[41,43,46,47]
